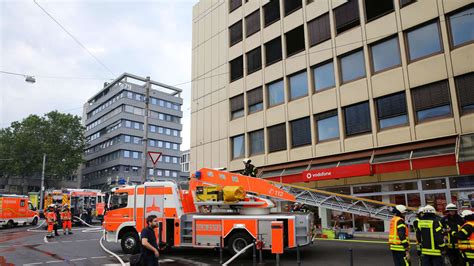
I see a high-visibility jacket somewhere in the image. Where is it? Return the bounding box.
[415,214,446,256]
[413,217,422,251]
[457,221,474,260]
[241,164,257,177]
[389,216,409,251]
[46,210,56,223]
[441,214,463,249]
[61,210,71,221]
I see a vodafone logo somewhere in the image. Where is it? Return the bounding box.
[306,173,312,179]
[305,171,332,180]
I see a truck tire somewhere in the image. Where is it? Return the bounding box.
[6,220,14,228]
[31,217,38,226]
[227,232,253,256]
[121,231,140,254]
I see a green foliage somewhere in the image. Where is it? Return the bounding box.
[0,111,86,180]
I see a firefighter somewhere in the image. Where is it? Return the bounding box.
[389,204,411,266]
[414,207,425,264]
[241,158,257,177]
[45,204,56,238]
[61,205,73,235]
[416,205,446,266]
[457,210,474,266]
[442,203,463,266]
[53,205,61,236]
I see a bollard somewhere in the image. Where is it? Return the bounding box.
[276,254,280,266]
[296,244,301,266]
[219,237,224,264]
[253,241,257,266]
[349,248,353,266]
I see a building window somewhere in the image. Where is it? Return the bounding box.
[267,79,285,107]
[264,0,280,27]
[455,73,474,115]
[370,37,401,73]
[448,6,474,48]
[400,0,416,8]
[124,150,130,158]
[265,37,282,66]
[230,56,243,82]
[124,135,131,143]
[291,117,311,147]
[246,47,262,74]
[284,0,302,16]
[247,87,263,114]
[376,92,408,129]
[229,0,241,13]
[313,60,335,91]
[308,13,331,47]
[412,80,451,122]
[133,152,139,159]
[289,71,308,100]
[285,26,305,56]
[340,49,366,83]
[249,130,264,155]
[315,110,339,141]
[229,20,243,46]
[364,0,394,22]
[232,135,245,159]
[334,0,360,34]
[246,10,260,37]
[406,21,442,61]
[230,94,245,119]
[344,102,372,136]
[268,123,287,152]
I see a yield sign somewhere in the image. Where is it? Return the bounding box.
[148,151,162,165]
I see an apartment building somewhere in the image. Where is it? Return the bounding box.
[82,73,183,189]
[191,0,474,231]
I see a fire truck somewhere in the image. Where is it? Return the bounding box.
[44,189,106,221]
[103,168,314,255]
[0,194,39,228]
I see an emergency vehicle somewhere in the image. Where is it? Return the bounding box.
[44,189,106,221]
[0,194,39,228]
[103,168,314,255]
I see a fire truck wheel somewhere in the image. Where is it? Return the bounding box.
[31,217,38,226]
[121,231,140,254]
[227,232,253,256]
[6,220,14,228]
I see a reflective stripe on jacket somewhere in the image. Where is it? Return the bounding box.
[458,221,474,259]
[416,216,446,256]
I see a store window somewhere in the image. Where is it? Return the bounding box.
[407,193,421,208]
[325,186,351,195]
[387,182,417,191]
[450,176,474,189]
[353,185,381,194]
[422,179,447,190]
[424,193,447,212]
[389,194,406,205]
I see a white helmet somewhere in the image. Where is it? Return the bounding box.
[243,158,251,164]
[446,203,457,211]
[417,206,425,214]
[424,205,436,213]
[461,210,474,218]
[394,205,407,214]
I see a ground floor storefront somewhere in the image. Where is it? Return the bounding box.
[261,134,474,232]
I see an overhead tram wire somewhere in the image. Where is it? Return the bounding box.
[32,0,116,78]
[0,70,108,81]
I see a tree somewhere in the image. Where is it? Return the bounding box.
[0,111,86,191]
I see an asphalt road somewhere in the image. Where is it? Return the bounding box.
[0,221,420,266]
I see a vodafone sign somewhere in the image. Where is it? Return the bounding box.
[302,163,372,182]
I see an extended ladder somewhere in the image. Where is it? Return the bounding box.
[270,182,417,221]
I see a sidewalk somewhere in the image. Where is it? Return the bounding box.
[354,231,416,241]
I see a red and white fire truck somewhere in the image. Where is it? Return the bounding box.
[44,189,106,221]
[103,168,314,255]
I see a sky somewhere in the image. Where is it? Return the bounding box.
[0,0,197,150]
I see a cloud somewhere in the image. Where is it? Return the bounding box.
[0,0,197,150]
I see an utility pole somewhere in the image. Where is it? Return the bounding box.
[39,153,46,211]
[141,76,151,184]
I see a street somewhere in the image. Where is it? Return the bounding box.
[0,221,421,266]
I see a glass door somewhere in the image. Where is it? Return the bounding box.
[423,192,447,212]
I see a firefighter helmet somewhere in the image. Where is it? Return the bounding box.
[417,206,425,214]
[424,205,436,213]
[243,158,251,164]
[445,203,457,211]
[393,205,407,214]
[461,210,474,218]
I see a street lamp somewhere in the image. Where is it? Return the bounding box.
[25,76,36,83]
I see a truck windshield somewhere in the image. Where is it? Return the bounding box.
[109,193,128,210]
